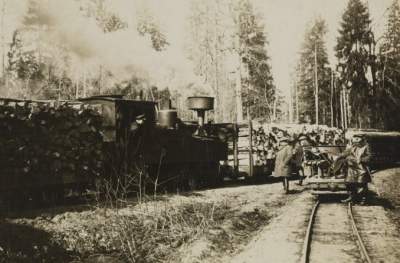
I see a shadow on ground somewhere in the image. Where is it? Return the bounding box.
[366,192,395,209]
[0,220,74,263]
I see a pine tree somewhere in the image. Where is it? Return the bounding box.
[335,0,374,128]
[377,0,400,129]
[236,0,275,121]
[296,18,331,125]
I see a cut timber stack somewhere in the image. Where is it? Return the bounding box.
[226,120,254,178]
[227,121,279,178]
[0,99,104,192]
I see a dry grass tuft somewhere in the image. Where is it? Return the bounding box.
[41,200,229,262]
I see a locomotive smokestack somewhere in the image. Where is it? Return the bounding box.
[187,96,214,135]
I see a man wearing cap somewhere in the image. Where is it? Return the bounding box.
[130,113,147,154]
[340,134,371,203]
[274,136,294,194]
[293,134,311,185]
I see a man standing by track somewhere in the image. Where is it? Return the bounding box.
[293,134,313,185]
[339,134,372,204]
[274,136,294,194]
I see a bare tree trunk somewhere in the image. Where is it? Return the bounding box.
[340,88,345,129]
[330,70,334,127]
[75,77,79,99]
[345,90,350,128]
[1,0,5,84]
[235,8,243,123]
[314,43,319,125]
[99,65,103,95]
[295,80,299,123]
[235,52,243,123]
[289,83,293,123]
[83,67,87,98]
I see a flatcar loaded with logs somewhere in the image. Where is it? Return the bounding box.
[0,95,228,209]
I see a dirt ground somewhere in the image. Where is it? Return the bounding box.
[2,168,400,263]
[175,180,304,263]
[0,179,304,263]
[225,168,400,263]
[371,167,400,235]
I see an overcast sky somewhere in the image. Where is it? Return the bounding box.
[144,0,393,96]
[253,0,393,96]
[2,0,395,97]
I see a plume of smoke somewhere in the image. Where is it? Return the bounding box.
[20,0,202,92]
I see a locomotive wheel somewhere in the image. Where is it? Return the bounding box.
[187,172,198,191]
[244,176,256,185]
[187,164,199,191]
[46,186,65,205]
[175,165,190,193]
[208,162,223,188]
[0,191,13,213]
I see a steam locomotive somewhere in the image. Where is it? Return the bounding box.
[0,95,228,209]
[81,95,228,191]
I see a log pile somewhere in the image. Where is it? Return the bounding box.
[0,101,104,190]
[226,123,278,177]
[251,126,276,166]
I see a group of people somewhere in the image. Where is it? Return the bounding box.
[272,129,371,204]
[251,125,345,170]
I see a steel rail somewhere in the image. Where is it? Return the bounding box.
[300,200,320,263]
[348,202,372,263]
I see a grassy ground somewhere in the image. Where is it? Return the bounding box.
[0,181,301,263]
[372,167,400,234]
[373,168,400,206]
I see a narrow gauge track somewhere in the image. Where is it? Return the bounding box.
[301,200,372,263]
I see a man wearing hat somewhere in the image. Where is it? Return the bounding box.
[340,134,371,203]
[274,136,294,194]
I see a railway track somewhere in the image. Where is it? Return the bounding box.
[300,200,372,263]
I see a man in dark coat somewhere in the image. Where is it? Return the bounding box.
[340,134,371,203]
[274,137,294,194]
[293,134,313,185]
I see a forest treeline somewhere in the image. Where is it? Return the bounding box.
[1,0,400,129]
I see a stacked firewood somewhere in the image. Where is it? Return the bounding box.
[251,126,277,166]
[0,101,104,189]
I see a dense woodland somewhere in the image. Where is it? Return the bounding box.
[0,0,400,129]
[292,0,400,130]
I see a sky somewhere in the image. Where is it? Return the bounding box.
[141,0,393,96]
[253,0,393,96]
[0,0,395,97]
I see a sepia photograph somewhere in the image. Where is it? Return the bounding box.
[0,0,399,262]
